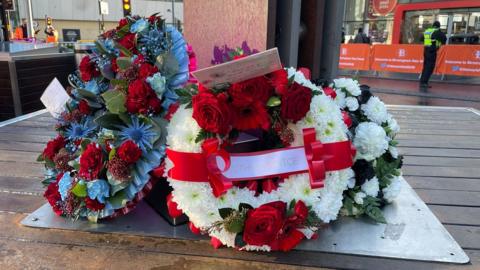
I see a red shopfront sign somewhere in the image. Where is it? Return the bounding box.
[368,0,397,18]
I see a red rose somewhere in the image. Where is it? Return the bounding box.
[323,86,337,99]
[117,33,137,56]
[192,91,231,134]
[281,82,312,122]
[125,79,162,114]
[44,175,63,216]
[232,101,270,131]
[117,140,142,164]
[273,225,305,251]
[42,136,66,160]
[117,18,128,30]
[243,201,286,246]
[228,76,273,107]
[78,99,90,115]
[268,69,289,95]
[85,197,105,211]
[138,63,158,79]
[79,56,100,82]
[79,143,104,180]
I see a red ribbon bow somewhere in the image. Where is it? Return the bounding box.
[166,129,355,198]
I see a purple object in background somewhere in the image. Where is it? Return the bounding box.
[211,41,259,65]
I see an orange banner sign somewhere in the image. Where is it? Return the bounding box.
[338,44,371,71]
[370,44,424,73]
[436,45,480,77]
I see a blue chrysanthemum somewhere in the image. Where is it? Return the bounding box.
[65,119,96,141]
[87,179,110,204]
[58,173,73,201]
[118,117,157,153]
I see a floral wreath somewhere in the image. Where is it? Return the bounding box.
[326,78,403,223]
[39,15,193,221]
[165,63,356,251]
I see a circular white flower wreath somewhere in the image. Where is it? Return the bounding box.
[165,69,354,250]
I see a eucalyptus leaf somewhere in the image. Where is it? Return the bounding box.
[102,90,126,114]
[151,117,168,147]
[116,57,133,70]
[76,88,98,101]
[156,52,179,78]
[108,190,129,208]
[234,233,246,248]
[94,113,126,131]
[114,41,133,57]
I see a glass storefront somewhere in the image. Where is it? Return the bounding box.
[401,7,480,44]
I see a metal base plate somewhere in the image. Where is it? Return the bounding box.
[21,178,469,264]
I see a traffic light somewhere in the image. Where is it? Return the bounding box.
[123,0,131,17]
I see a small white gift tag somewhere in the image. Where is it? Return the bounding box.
[40,78,71,118]
[192,47,282,88]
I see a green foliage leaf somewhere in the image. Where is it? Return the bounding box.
[36,154,45,162]
[238,203,253,211]
[151,117,168,148]
[76,88,98,101]
[375,155,403,188]
[114,41,133,57]
[107,172,130,196]
[267,96,281,107]
[108,190,128,208]
[195,129,215,143]
[41,176,56,187]
[71,182,87,198]
[94,40,110,56]
[94,113,126,131]
[234,233,246,248]
[219,208,234,219]
[108,148,116,161]
[224,218,245,234]
[110,79,129,89]
[365,205,386,223]
[156,52,179,78]
[116,57,132,70]
[80,139,91,151]
[44,157,55,168]
[102,90,126,114]
[344,196,354,215]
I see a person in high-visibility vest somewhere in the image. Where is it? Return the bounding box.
[45,25,58,43]
[419,21,446,89]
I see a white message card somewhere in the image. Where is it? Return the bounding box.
[40,78,71,118]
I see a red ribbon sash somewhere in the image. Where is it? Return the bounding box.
[167,128,355,197]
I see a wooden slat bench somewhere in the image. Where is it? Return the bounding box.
[0,106,479,270]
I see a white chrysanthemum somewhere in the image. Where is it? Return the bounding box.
[345,96,359,111]
[353,122,389,161]
[389,146,399,159]
[361,177,380,197]
[383,175,403,202]
[167,105,202,153]
[347,177,355,189]
[354,191,366,204]
[333,78,361,96]
[387,115,400,135]
[361,96,389,124]
[166,68,352,249]
[334,89,346,108]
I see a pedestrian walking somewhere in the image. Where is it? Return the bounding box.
[353,28,370,44]
[419,21,447,89]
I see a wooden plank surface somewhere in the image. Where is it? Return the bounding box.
[0,106,478,270]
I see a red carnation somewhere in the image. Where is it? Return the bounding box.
[44,177,63,216]
[192,91,231,134]
[79,56,100,82]
[79,143,104,180]
[243,201,286,246]
[78,99,91,115]
[117,33,137,56]
[42,136,66,160]
[125,79,162,114]
[323,86,337,99]
[281,82,312,122]
[85,197,105,211]
[117,140,142,164]
[228,76,273,107]
[232,101,270,131]
[268,69,289,95]
[138,63,158,79]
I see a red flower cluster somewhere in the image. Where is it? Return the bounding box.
[78,99,91,115]
[117,140,142,164]
[125,79,162,114]
[79,56,100,82]
[79,143,104,180]
[118,33,137,56]
[85,197,105,211]
[242,200,309,251]
[42,136,66,160]
[44,173,64,216]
